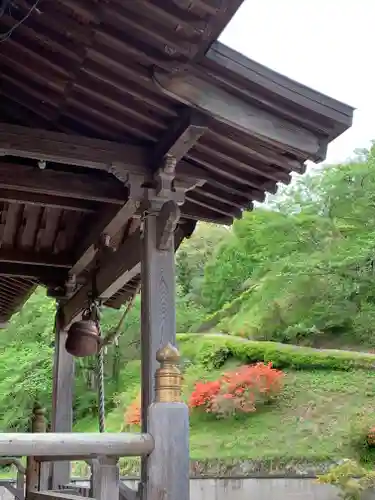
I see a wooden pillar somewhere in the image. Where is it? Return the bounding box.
[26,404,49,499]
[144,346,189,500]
[50,307,75,489]
[91,457,120,500]
[140,178,189,500]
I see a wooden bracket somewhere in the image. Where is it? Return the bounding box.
[156,201,181,251]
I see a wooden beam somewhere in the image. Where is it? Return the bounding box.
[29,492,93,500]
[0,189,100,213]
[0,263,67,281]
[152,108,207,168]
[0,123,148,173]
[70,199,140,277]
[0,433,154,458]
[50,314,75,490]
[0,163,128,204]
[153,71,321,156]
[0,250,72,268]
[61,230,141,326]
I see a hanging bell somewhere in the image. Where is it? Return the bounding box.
[65,309,102,357]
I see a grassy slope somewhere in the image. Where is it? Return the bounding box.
[75,335,375,464]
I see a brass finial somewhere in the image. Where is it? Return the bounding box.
[32,403,46,433]
[155,343,182,403]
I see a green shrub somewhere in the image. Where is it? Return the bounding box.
[177,335,375,371]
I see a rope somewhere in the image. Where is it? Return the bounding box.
[93,304,105,434]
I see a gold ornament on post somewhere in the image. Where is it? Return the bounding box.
[155,343,182,403]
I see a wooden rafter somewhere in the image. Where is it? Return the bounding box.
[61,230,141,326]
[0,163,128,204]
[151,108,208,168]
[153,71,323,157]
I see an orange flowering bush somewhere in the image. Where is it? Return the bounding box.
[189,363,284,418]
[124,394,141,426]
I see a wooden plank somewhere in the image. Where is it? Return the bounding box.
[91,457,119,500]
[50,317,75,489]
[61,229,141,327]
[0,189,99,212]
[0,249,72,268]
[0,124,149,173]
[153,71,321,156]
[140,215,177,418]
[0,163,128,204]
[0,433,154,458]
[0,263,67,281]
[145,403,189,500]
[70,199,139,277]
[29,492,94,500]
[152,108,207,168]
[119,482,137,500]
[207,41,354,124]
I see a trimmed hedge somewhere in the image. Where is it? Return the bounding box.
[177,334,375,371]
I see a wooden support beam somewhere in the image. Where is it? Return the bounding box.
[0,250,72,268]
[0,189,99,212]
[26,405,49,500]
[29,492,94,500]
[152,108,207,169]
[0,263,67,282]
[70,197,141,277]
[0,163,128,204]
[0,433,154,458]
[153,71,321,156]
[50,313,75,489]
[61,230,141,326]
[91,457,120,500]
[0,124,148,173]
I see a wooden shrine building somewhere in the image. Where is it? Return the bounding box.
[0,1,354,500]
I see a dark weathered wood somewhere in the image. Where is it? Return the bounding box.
[70,198,140,277]
[0,124,148,173]
[145,403,189,500]
[0,163,128,204]
[0,263,67,281]
[0,249,72,268]
[152,108,207,169]
[0,433,154,458]
[207,41,354,125]
[0,189,99,212]
[61,230,141,326]
[50,314,75,490]
[154,71,321,156]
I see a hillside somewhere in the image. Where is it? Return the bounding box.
[73,334,375,474]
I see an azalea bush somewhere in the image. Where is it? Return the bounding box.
[189,362,284,419]
[124,393,141,427]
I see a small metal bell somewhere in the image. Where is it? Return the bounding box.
[65,309,102,357]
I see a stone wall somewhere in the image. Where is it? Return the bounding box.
[0,477,340,500]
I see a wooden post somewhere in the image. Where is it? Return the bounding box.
[144,346,189,500]
[26,404,48,499]
[140,161,189,500]
[50,307,75,489]
[91,456,120,500]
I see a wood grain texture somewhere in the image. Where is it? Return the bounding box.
[153,71,321,156]
[141,214,177,419]
[50,319,75,489]
[145,403,189,500]
[91,457,120,500]
[0,433,154,458]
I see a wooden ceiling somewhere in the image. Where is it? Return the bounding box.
[0,0,354,324]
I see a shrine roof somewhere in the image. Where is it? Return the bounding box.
[0,0,354,324]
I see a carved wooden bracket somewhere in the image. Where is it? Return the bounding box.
[156,200,181,251]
